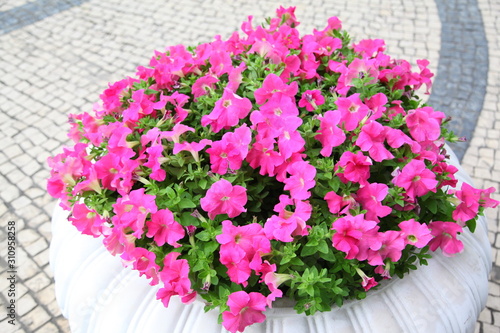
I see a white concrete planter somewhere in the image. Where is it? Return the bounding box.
[50,149,492,333]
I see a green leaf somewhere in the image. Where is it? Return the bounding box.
[203,241,220,254]
[178,198,197,209]
[180,212,199,226]
[466,219,477,233]
[301,245,317,257]
[199,178,208,190]
[196,230,212,242]
[165,187,176,199]
[426,198,438,215]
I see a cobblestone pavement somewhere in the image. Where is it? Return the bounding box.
[0,0,498,332]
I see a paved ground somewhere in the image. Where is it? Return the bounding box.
[0,0,498,332]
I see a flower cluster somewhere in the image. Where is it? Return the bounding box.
[47,7,498,332]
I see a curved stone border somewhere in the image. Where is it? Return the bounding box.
[429,0,488,161]
[0,0,90,35]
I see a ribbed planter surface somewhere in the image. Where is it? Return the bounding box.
[50,149,492,333]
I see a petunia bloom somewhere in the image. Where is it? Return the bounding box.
[200,179,247,219]
[315,110,346,157]
[147,209,185,247]
[283,161,316,200]
[253,73,298,105]
[335,151,372,185]
[298,89,325,111]
[156,252,196,307]
[201,88,252,133]
[428,221,464,257]
[405,106,445,142]
[398,219,433,248]
[392,159,438,199]
[222,291,267,333]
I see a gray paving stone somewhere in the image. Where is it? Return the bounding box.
[17,228,40,244]
[483,322,500,333]
[479,307,493,324]
[25,272,51,294]
[22,305,51,332]
[24,237,47,257]
[16,293,37,317]
[487,295,500,311]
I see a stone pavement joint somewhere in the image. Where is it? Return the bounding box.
[0,0,498,332]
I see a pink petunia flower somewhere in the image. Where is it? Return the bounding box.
[283,161,316,200]
[280,54,301,81]
[432,162,459,188]
[253,73,298,105]
[142,144,167,181]
[47,144,92,205]
[246,137,284,177]
[385,127,421,154]
[209,50,233,76]
[98,77,138,117]
[121,247,160,286]
[313,16,342,38]
[365,92,388,120]
[353,39,386,58]
[200,179,247,219]
[192,74,219,99]
[264,195,312,242]
[428,221,464,257]
[405,106,446,142]
[356,183,392,222]
[331,59,379,96]
[219,247,251,285]
[201,88,253,133]
[72,165,102,195]
[94,152,140,196]
[217,220,270,257]
[156,252,196,307]
[227,63,247,92]
[315,110,346,157]
[479,187,500,209]
[335,151,372,185]
[101,224,135,257]
[415,59,434,94]
[398,219,433,248]
[298,89,325,111]
[173,139,212,163]
[164,91,191,123]
[222,291,267,333]
[392,159,438,199]
[366,230,405,266]
[324,191,357,215]
[162,123,195,144]
[450,182,480,225]
[355,268,378,292]
[101,122,136,159]
[250,94,300,139]
[122,89,167,125]
[331,214,381,260]
[69,203,104,237]
[263,270,291,306]
[274,5,299,27]
[206,125,251,174]
[277,128,305,159]
[355,121,394,162]
[217,220,271,285]
[112,188,158,238]
[147,209,185,248]
[335,93,370,131]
